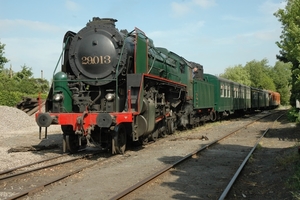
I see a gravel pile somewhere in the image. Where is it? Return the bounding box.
[0,106,62,172]
[0,106,37,132]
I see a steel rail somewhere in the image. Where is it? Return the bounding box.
[0,154,67,175]
[0,151,103,181]
[5,153,111,200]
[218,113,284,200]
[0,155,87,181]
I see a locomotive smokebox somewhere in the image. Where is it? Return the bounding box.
[68,18,128,86]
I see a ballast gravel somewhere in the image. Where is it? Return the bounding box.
[0,106,61,171]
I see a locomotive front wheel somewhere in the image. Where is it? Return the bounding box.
[112,124,127,154]
[151,130,159,141]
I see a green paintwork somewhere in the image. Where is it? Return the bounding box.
[204,74,232,112]
[232,82,251,111]
[251,88,269,109]
[148,47,190,85]
[135,30,148,74]
[204,73,251,113]
[53,72,72,112]
[134,30,192,98]
[134,30,190,84]
[193,79,215,109]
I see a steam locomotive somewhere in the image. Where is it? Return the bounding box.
[36,17,280,154]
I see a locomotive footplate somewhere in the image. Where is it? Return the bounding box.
[35,112,133,138]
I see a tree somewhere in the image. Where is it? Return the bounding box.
[220,59,293,104]
[14,65,34,81]
[220,64,251,86]
[272,61,292,105]
[220,59,277,90]
[0,41,9,72]
[33,78,49,93]
[12,65,49,94]
[274,0,300,106]
[244,59,276,91]
[0,72,18,91]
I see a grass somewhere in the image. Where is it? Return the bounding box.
[287,153,300,199]
[281,108,300,198]
[256,142,263,150]
[276,147,300,199]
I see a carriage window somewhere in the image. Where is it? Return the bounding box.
[220,84,224,97]
[228,85,230,98]
[233,87,236,98]
[247,89,250,99]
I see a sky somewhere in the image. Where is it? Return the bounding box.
[0,0,286,81]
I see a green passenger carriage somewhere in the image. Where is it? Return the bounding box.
[251,88,270,110]
[204,74,251,117]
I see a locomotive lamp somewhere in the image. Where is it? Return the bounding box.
[105,93,115,101]
[53,93,64,102]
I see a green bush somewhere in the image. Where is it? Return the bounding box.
[0,91,23,106]
[0,91,48,107]
[287,107,300,122]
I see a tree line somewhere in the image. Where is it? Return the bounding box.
[219,59,291,105]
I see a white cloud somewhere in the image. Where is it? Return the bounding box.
[0,19,63,37]
[171,0,216,17]
[192,0,216,8]
[65,0,81,11]
[171,2,191,16]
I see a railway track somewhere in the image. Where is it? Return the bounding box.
[109,111,285,199]
[1,110,285,199]
[219,113,284,199]
[0,150,111,200]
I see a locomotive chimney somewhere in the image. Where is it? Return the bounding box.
[89,17,117,27]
